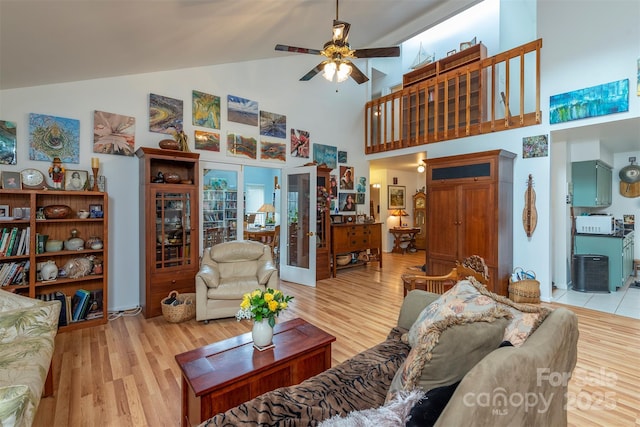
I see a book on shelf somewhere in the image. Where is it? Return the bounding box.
[0,260,28,286]
[72,289,91,321]
[0,228,9,255]
[3,228,18,257]
[84,289,104,320]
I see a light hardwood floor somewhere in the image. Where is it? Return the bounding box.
[34,252,640,426]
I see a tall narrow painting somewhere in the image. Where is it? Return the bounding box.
[192,90,220,129]
[0,120,17,165]
[291,129,309,158]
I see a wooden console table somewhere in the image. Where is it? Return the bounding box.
[389,227,421,254]
[330,222,383,277]
[175,318,335,427]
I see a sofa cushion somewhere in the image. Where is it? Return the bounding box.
[206,278,261,299]
[0,299,60,344]
[387,309,510,399]
[209,240,267,263]
[407,278,550,347]
[0,385,30,427]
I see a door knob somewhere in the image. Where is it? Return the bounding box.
[306,231,315,237]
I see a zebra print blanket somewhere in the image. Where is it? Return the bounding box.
[203,328,409,427]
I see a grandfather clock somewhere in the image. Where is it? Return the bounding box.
[412,191,427,249]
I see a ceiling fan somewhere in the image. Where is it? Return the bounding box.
[275,0,400,84]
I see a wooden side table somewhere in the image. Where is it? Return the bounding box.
[175,318,336,427]
[389,227,421,254]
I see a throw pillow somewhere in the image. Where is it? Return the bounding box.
[388,309,510,400]
[406,278,551,348]
[319,389,425,427]
[405,381,460,427]
[0,300,60,344]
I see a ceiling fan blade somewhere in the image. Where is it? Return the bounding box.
[349,62,369,85]
[300,63,326,81]
[332,20,351,43]
[275,44,322,55]
[353,46,401,58]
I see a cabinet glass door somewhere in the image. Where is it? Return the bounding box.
[155,191,193,269]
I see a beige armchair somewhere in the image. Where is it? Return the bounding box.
[196,240,279,322]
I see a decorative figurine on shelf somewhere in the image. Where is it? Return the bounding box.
[152,171,164,183]
[48,157,65,189]
[175,128,190,152]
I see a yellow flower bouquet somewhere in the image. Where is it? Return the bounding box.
[236,288,294,327]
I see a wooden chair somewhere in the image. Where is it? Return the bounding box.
[401,268,458,297]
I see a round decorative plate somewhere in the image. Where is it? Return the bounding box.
[20,168,46,189]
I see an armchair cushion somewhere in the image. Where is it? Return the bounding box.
[196,264,220,289]
[257,261,277,285]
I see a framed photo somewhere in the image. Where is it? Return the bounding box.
[1,171,21,189]
[65,169,88,191]
[330,215,343,224]
[89,204,104,218]
[0,205,9,218]
[388,185,406,209]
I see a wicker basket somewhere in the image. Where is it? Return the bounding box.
[161,290,196,323]
[508,278,541,303]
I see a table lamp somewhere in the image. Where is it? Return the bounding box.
[258,203,276,226]
[391,209,409,227]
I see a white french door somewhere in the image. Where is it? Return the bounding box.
[279,165,317,286]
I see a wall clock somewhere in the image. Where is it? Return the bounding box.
[20,168,46,189]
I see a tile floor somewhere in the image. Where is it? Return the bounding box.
[552,276,640,319]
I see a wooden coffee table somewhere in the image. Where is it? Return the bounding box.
[175,318,336,427]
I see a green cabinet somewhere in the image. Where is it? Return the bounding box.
[575,232,634,292]
[572,160,612,207]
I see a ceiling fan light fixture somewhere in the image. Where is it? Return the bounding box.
[323,61,337,81]
[336,62,352,82]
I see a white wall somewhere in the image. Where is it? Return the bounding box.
[0,54,371,310]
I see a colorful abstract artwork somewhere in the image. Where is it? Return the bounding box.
[227,132,257,159]
[195,130,220,152]
[227,95,258,126]
[260,111,286,138]
[291,129,309,158]
[192,90,221,129]
[549,79,629,124]
[312,143,337,169]
[260,140,286,162]
[522,135,548,158]
[149,93,183,134]
[29,113,80,163]
[93,110,136,156]
[0,120,17,165]
[338,150,347,163]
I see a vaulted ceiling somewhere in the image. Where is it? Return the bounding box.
[0,0,478,90]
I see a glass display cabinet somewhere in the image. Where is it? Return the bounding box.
[136,147,200,318]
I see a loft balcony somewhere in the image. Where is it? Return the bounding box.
[364,39,543,154]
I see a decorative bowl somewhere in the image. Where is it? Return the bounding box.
[336,254,351,266]
[159,139,180,150]
[45,239,64,252]
[164,172,181,184]
[77,210,90,219]
[43,205,71,219]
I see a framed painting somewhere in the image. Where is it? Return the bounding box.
[291,129,309,158]
[523,135,549,158]
[93,110,136,156]
[388,185,406,209]
[192,90,220,129]
[339,166,354,190]
[194,130,220,152]
[260,140,286,162]
[1,171,21,189]
[313,143,337,169]
[64,169,88,191]
[227,95,258,126]
[29,113,80,163]
[259,111,286,138]
[549,79,629,124]
[227,133,257,159]
[338,150,347,163]
[149,93,183,134]
[0,120,17,165]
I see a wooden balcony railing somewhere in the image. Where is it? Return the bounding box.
[364,39,542,154]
